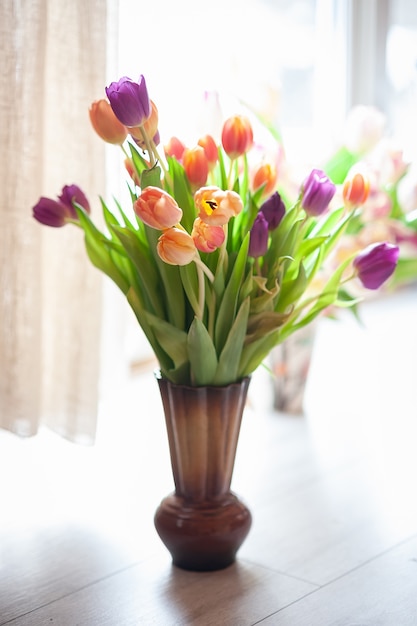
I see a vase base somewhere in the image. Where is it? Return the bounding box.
[154,491,252,572]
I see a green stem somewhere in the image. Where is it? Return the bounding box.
[152,141,173,188]
[194,256,215,283]
[139,127,156,167]
[227,157,236,189]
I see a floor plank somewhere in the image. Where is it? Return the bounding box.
[0,286,416,624]
[2,556,317,625]
[260,534,417,625]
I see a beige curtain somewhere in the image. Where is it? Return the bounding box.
[0,0,110,443]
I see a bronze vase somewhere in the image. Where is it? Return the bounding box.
[154,373,252,571]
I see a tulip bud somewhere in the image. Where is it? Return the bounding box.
[252,163,278,196]
[105,75,151,127]
[302,169,336,216]
[353,242,399,289]
[259,191,286,230]
[157,228,197,265]
[32,184,90,227]
[58,184,90,216]
[221,115,253,159]
[249,211,269,258]
[183,146,209,188]
[32,197,73,227]
[89,99,128,145]
[197,134,218,171]
[134,187,183,230]
[343,168,371,207]
[164,136,186,161]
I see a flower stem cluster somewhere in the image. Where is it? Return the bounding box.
[32,73,401,387]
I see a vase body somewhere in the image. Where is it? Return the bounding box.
[154,374,252,571]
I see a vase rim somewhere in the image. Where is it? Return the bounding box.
[154,369,251,390]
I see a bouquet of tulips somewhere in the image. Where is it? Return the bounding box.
[32,75,400,387]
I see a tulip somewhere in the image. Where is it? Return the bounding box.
[89,99,128,144]
[194,186,243,226]
[191,217,225,253]
[197,134,218,171]
[259,191,286,230]
[221,115,253,159]
[302,169,336,216]
[130,100,159,149]
[32,197,73,227]
[105,75,151,127]
[343,169,371,207]
[164,136,186,161]
[353,242,399,289]
[183,146,209,188]
[252,163,278,196]
[249,211,269,257]
[157,228,197,265]
[134,186,182,230]
[58,184,91,216]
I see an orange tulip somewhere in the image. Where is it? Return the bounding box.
[191,217,225,252]
[89,99,128,144]
[134,186,182,229]
[197,134,218,171]
[343,169,371,207]
[183,146,209,188]
[252,163,278,196]
[194,186,243,226]
[221,115,253,159]
[157,228,197,265]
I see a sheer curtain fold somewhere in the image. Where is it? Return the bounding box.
[0,0,110,443]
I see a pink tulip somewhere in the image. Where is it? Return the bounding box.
[134,187,182,230]
[191,217,225,253]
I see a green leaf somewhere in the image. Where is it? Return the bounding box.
[128,141,150,180]
[214,297,250,384]
[275,263,307,312]
[179,263,201,319]
[110,224,164,317]
[143,225,186,328]
[166,156,195,232]
[74,206,130,293]
[187,317,218,385]
[239,328,280,377]
[145,312,189,369]
[214,234,249,352]
[125,287,171,372]
[141,164,162,189]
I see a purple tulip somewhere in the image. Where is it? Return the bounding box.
[301,168,336,216]
[33,184,90,227]
[260,191,286,230]
[105,75,151,127]
[249,211,269,258]
[58,184,90,218]
[353,242,400,289]
[32,197,73,227]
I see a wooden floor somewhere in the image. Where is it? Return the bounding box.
[1,287,417,625]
